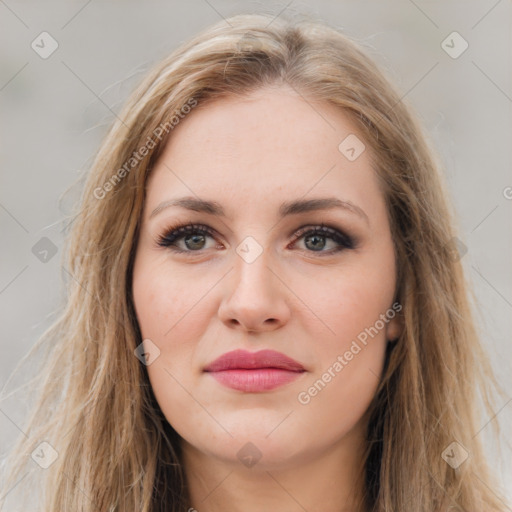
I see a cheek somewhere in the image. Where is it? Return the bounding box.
[132,260,214,425]
[327,282,393,346]
[294,345,384,453]
[293,277,390,438]
[300,256,395,351]
[131,265,195,413]
[132,258,209,344]
[290,254,394,431]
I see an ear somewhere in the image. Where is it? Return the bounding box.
[385,309,404,342]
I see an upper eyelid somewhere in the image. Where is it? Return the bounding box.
[159,222,342,239]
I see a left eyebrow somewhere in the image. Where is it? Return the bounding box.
[149,196,369,226]
[278,197,369,226]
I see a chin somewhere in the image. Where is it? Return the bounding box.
[178,414,324,472]
[204,436,309,471]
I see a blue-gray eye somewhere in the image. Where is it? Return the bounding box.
[156,222,355,255]
[156,223,216,252]
[291,225,355,253]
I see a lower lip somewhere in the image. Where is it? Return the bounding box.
[206,368,304,392]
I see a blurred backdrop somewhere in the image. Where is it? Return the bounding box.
[1,0,511,503]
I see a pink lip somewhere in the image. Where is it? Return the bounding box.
[203,349,305,392]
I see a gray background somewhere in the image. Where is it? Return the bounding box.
[1,0,511,505]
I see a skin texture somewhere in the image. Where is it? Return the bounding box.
[131,84,403,512]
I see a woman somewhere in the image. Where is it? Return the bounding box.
[0,12,508,512]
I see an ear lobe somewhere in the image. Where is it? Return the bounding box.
[385,313,404,342]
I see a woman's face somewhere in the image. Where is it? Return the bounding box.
[132,85,403,470]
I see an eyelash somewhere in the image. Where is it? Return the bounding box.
[155,222,356,256]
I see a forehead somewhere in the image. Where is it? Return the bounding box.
[144,86,383,224]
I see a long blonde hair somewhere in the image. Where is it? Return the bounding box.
[1,12,508,512]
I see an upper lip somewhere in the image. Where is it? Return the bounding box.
[203,349,305,372]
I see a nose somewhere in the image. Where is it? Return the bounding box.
[218,250,291,333]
